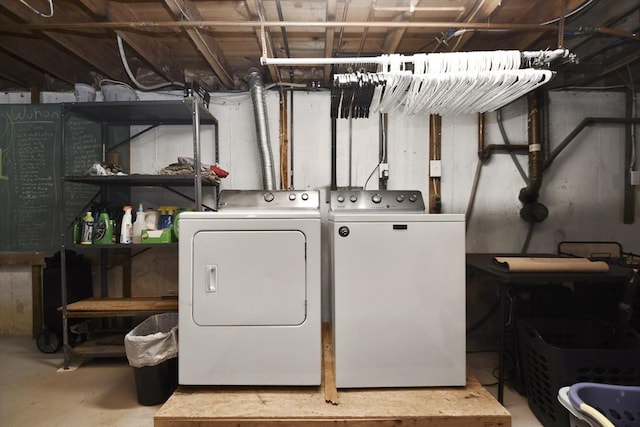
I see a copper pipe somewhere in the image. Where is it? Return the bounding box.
[519,93,542,204]
[477,112,485,160]
[429,114,442,214]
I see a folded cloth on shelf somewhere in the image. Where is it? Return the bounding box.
[493,257,610,273]
[159,157,228,184]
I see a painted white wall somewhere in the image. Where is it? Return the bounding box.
[1,88,638,333]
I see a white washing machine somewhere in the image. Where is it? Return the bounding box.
[179,190,321,385]
[329,190,466,388]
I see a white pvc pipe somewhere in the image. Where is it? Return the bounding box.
[260,49,570,67]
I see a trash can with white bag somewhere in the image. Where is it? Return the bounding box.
[124,313,178,405]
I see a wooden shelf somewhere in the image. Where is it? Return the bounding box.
[71,335,127,358]
[64,297,178,318]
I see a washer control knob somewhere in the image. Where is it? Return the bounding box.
[396,194,405,202]
[289,193,296,201]
[337,194,345,203]
[264,192,275,202]
[409,194,418,202]
[350,195,358,202]
[301,193,309,201]
[371,193,382,204]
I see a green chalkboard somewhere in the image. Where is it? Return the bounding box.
[0,104,102,252]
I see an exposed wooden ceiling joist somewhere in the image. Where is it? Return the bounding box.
[323,0,338,84]
[0,0,637,92]
[1,2,128,83]
[380,0,419,54]
[163,0,235,89]
[79,0,186,87]
[509,0,595,51]
[0,17,94,87]
[244,0,279,83]
[0,51,49,90]
[447,0,504,52]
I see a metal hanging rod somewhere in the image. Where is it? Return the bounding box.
[260,49,573,67]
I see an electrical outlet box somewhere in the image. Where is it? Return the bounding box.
[430,160,442,178]
[631,170,640,186]
[379,163,389,179]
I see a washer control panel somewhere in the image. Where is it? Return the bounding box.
[330,190,425,212]
[218,190,320,210]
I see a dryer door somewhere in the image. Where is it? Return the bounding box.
[192,230,307,326]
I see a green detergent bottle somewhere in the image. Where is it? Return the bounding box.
[94,212,113,244]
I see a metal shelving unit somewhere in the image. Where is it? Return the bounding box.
[58,99,218,368]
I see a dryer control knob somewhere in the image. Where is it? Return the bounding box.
[409,194,418,202]
[301,193,309,200]
[371,193,382,204]
[350,195,358,202]
[289,193,296,201]
[264,192,275,202]
[396,194,405,202]
[337,195,345,203]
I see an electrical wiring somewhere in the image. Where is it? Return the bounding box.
[116,35,185,91]
[363,113,388,190]
[539,0,596,25]
[445,0,597,47]
[20,0,53,17]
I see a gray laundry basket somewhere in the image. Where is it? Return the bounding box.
[124,313,178,405]
[570,383,640,427]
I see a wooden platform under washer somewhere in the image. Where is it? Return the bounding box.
[155,325,510,427]
[155,373,510,427]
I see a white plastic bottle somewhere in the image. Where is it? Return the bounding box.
[120,205,133,244]
[132,203,145,244]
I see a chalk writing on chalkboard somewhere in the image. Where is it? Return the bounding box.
[0,105,61,252]
[0,105,104,253]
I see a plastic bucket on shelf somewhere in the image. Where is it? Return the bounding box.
[100,80,138,101]
[74,83,96,102]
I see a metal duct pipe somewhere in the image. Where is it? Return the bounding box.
[248,68,277,190]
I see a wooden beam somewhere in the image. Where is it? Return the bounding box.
[244,0,279,82]
[381,0,419,54]
[163,0,234,89]
[0,16,95,86]
[450,0,503,52]
[0,50,49,89]
[509,0,592,50]
[78,0,185,85]
[598,50,640,79]
[323,0,338,84]
[0,2,128,82]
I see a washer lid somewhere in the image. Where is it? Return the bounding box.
[191,229,307,326]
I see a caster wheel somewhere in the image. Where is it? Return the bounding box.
[36,329,61,353]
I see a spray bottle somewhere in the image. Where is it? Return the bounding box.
[132,203,146,244]
[120,205,133,244]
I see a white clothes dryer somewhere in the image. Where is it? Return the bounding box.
[179,190,321,385]
[329,190,466,388]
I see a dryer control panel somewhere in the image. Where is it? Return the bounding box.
[218,190,320,210]
[330,190,425,212]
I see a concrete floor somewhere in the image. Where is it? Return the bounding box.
[0,336,542,427]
